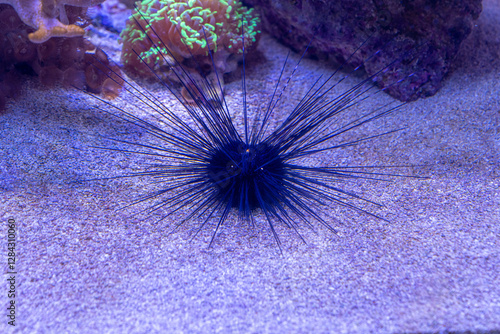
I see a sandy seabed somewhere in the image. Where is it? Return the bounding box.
[0,1,499,333]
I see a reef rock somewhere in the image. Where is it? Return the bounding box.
[0,4,123,110]
[242,0,482,101]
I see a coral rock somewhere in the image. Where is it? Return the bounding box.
[242,0,482,101]
[0,4,123,110]
[0,0,104,43]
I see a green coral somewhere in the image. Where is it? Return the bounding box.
[121,0,260,56]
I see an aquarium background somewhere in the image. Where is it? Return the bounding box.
[0,0,499,333]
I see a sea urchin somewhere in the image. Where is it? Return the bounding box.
[89,12,421,251]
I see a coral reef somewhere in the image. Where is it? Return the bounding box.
[0,0,103,43]
[0,4,123,110]
[242,0,482,101]
[120,0,260,100]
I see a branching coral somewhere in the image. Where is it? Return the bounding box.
[120,0,260,100]
[0,0,103,43]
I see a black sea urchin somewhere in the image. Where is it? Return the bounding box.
[88,18,421,251]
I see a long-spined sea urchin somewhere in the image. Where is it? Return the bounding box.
[87,9,423,252]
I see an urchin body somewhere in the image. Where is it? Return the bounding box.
[206,140,285,212]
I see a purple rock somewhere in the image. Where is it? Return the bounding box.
[243,0,482,101]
